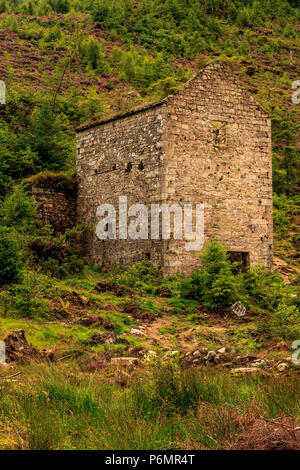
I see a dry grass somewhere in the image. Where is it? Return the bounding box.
[0,361,299,450]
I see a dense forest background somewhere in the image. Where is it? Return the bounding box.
[0,0,299,260]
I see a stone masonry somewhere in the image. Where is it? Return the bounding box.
[76,62,273,274]
[30,176,77,233]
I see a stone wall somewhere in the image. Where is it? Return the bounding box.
[162,62,273,274]
[30,176,77,233]
[76,62,273,274]
[76,104,165,267]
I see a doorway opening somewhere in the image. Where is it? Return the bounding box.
[228,251,250,273]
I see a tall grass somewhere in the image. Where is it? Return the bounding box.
[0,362,299,450]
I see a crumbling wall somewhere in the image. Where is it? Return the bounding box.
[29,174,77,233]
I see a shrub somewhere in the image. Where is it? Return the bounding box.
[9,284,48,318]
[1,270,52,319]
[29,102,74,171]
[202,268,238,309]
[143,354,200,415]
[79,36,105,72]
[0,228,23,286]
[0,186,37,233]
[113,261,159,288]
[180,241,238,308]
[270,300,300,340]
[180,268,207,300]
[0,120,36,196]
[29,226,86,279]
[242,266,285,309]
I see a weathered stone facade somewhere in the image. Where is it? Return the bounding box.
[76,62,273,274]
[30,176,77,233]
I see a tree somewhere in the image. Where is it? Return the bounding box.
[29,102,73,170]
[0,228,23,286]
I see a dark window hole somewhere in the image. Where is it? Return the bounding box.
[125,162,132,172]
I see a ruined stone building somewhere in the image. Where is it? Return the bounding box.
[75,62,273,274]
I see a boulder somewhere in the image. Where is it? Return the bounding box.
[277,362,289,372]
[230,367,258,374]
[230,301,246,317]
[144,350,157,361]
[217,347,226,354]
[205,350,216,361]
[130,328,145,336]
[193,350,201,357]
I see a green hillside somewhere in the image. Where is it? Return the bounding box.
[0,0,299,260]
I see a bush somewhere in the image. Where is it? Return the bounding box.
[202,268,238,309]
[0,186,37,233]
[113,261,159,288]
[180,268,207,300]
[270,300,300,340]
[29,102,73,171]
[79,36,105,72]
[0,228,23,286]
[180,241,238,308]
[29,226,86,279]
[0,120,36,196]
[142,354,200,415]
[0,270,52,319]
[242,266,285,310]
[8,284,48,318]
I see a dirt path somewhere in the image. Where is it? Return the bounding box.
[139,314,228,353]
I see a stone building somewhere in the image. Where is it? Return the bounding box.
[76,61,273,274]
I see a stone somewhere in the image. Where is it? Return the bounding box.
[164,350,180,358]
[217,347,226,354]
[230,301,247,317]
[144,350,157,361]
[111,357,139,367]
[87,332,124,345]
[199,348,208,354]
[214,354,221,364]
[230,367,258,374]
[205,350,216,361]
[130,328,145,336]
[193,350,201,357]
[277,362,289,372]
[29,176,77,234]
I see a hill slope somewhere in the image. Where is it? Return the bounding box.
[0,1,299,265]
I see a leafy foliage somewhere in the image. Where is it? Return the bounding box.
[0,228,24,286]
[180,241,238,308]
[242,266,285,310]
[0,186,37,233]
[29,226,86,279]
[270,300,300,340]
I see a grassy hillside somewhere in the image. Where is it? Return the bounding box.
[0,0,299,262]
